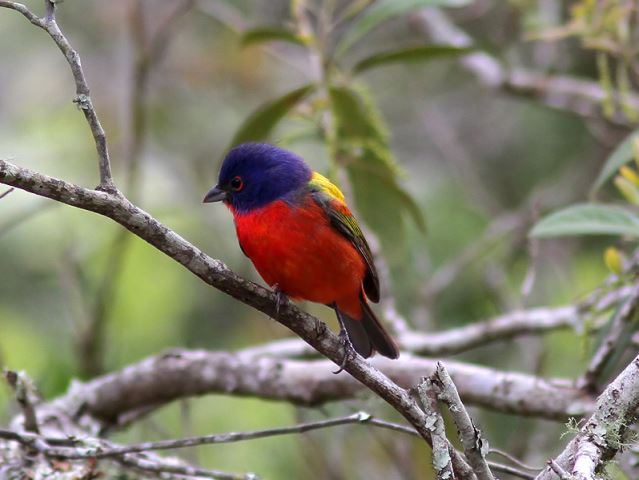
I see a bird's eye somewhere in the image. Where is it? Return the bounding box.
[230,176,244,191]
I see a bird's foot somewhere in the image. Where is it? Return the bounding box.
[332,328,355,375]
[273,285,289,317]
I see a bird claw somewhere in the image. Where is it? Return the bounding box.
[273,285,289,317]
[332,328,355,374]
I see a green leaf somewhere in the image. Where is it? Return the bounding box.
[530,203,639,238]
[329,84,426,242]
[592,130,639,193]
[240,27,306,48]
[353,45,473,73]
[329,85,390,143]
[229,84,315,147]
[336,0,472,56]
[349,160,426,232]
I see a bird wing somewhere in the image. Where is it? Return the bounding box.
[308,172,380,303]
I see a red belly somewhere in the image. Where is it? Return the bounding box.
[232,198,365,317]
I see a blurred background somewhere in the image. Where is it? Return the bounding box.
[0,0,635,478]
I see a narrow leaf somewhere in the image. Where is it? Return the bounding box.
[241,27,306,48]
[229,84,315,147]
[530,203,639,238]
[353,45,473,73]
[592,130,639,192]
[354,162,426,231]
[329,84,425,236]
[329,85,389,143]
[336,0,472,56]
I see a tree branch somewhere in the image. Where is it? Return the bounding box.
[0,1,115,188]
[411,8,639,128]
[25,347,592,430]
[417,378,456,480]
[432,363,495,480]
[3,369,40,434]
[0,412,535,480]
[536,355,639,479]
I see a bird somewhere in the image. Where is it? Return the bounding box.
[203,142,400,363]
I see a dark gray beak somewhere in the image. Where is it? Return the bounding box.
[203,185,228,203]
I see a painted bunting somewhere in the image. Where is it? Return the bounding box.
[203,143,399,360]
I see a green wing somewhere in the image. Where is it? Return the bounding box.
[309,173,380,303]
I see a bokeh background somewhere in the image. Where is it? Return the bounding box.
[0,1,634,478]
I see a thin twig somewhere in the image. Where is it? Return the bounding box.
[578,285,639,390]
[38,413,386,458]
[488,448,543,472]
[0,187,14,199]
[0,0,115,188]
[3,370,40,434]
[547,459,572,480]
[116,454,255,480]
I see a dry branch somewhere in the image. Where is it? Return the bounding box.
[24,348,593,427]
[3,370,40,434]
[412,8,639,128]
[417,378,456,480]
[432,363,495,480]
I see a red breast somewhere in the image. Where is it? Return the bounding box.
[230,197,366,318]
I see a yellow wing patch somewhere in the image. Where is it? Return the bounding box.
[310,171,346,202]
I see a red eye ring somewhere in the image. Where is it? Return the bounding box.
[230,176,244,191]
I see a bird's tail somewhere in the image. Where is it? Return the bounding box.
[335,294,400,360]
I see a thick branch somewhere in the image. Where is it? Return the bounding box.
[29,348,593,428]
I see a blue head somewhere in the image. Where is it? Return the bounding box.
[203,143,312,213]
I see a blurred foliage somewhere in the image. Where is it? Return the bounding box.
[0,0,637,478]
[529,0,639,122]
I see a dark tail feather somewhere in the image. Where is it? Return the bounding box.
[335,308,374,358]
[359,296,400,359]
[335,296,400,360]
